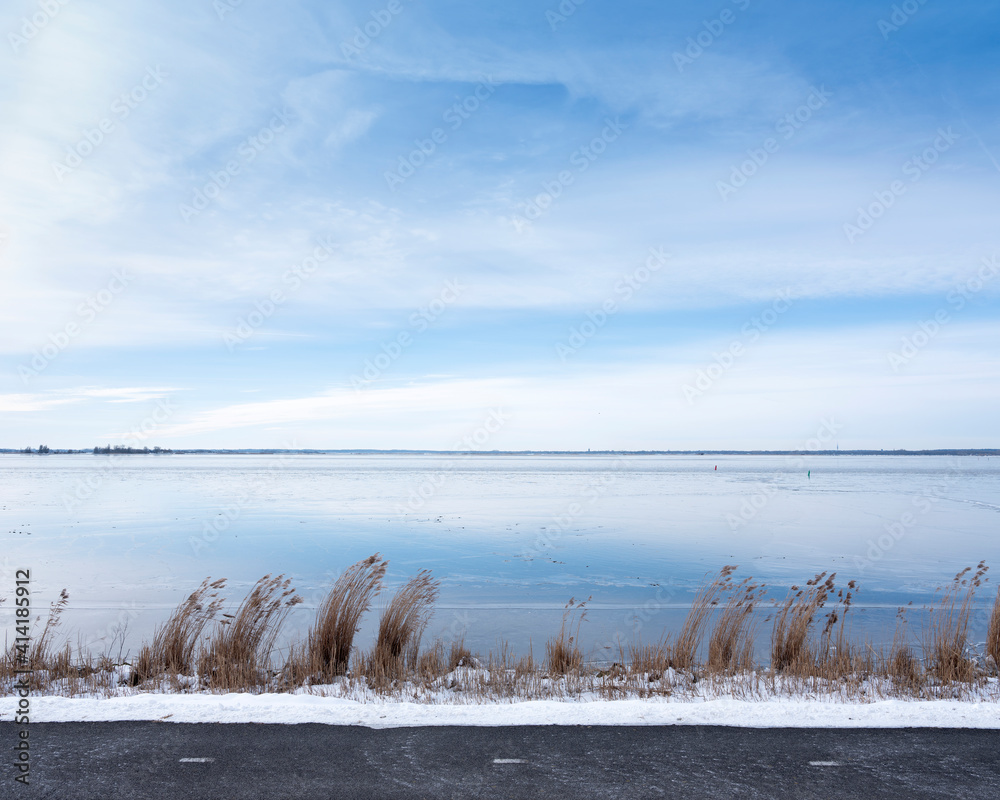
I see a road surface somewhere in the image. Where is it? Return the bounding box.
[4,722,999,798]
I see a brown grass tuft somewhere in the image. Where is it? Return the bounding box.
[987,587,1000,675]
[363,570,440,684]
[707,574,766,674]
[449,637,473,669]
[416,641,448,681]
[546,597,589,675]
[816,579,858,677]
[135,578,226,683]
[674,566,737,671]
[770,573,835,674]
[925,562,988,683]
[4,560,998,702]
[200,574,302,690]
[627,640,671,676]
[30,589,70,674]
[305,554,387,680]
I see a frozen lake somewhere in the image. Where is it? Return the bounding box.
[2,453,998,661]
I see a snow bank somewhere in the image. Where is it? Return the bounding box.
[2,693,999,729]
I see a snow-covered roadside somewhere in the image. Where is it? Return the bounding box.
[2,693,999,729]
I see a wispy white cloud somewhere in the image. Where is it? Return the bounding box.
[57,386,182,403]
[0,386,181,412]
[0,393,80,413]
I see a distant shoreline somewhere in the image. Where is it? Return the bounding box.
[2,448,998,456]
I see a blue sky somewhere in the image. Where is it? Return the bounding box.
[1,0,998,449]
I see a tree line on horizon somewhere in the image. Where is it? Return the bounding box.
[18,444,172,454]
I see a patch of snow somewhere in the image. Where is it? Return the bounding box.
[2,693,999,729]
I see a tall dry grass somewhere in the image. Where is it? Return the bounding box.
[361,570,440,684]
[4,561,999,702]
[477,640,542,700]
[135,578,226,683]
[199,574,302,690]
[627,640,671,676]
[0,590,70,690]
[883,607,923,692]
[770,572,835,674]
[6,589,71,689]
[301,554,387,681]
[816,579,858,677]
[448,637,473,670]
[987,587,1000,674]
[674,566,737,670]
[546,596,589,675]
[707,574,766,674]
[925,562,988,683]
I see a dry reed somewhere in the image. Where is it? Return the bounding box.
[304,554,387,680]
[987,587,1000,674]
[627,640,671,676]
[4,562,999,703]
[770,573,835,674]
[816,580,858,677]
[200,574,302,690]
[674,567,737,670]
[707,574,766,674]
[7,589,71,691]
[135,578,226,683]
[363,570,440,684]
[449,637,473,670]
[884,607,922,692]
[546,596,589,675]
[925,562,988,683]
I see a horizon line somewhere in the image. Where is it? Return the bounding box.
[3,448,999,456]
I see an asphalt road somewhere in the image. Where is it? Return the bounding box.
[4,723,999,799]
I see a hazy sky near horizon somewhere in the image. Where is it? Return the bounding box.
[1,0,998,450]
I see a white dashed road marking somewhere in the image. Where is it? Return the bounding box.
[493,758,526,764]
[179,758,215,763]
[809,761,840,767]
